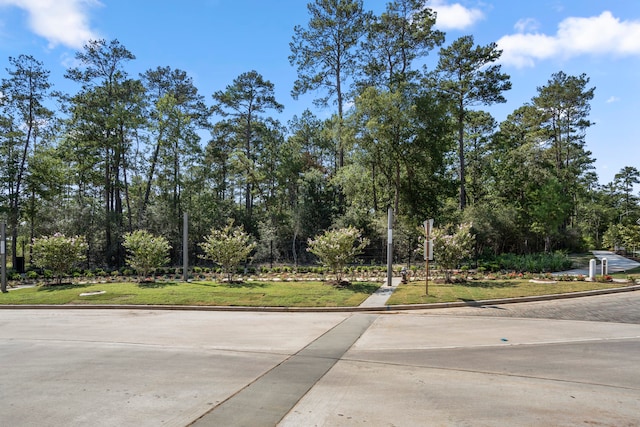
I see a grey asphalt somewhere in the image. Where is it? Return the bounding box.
[3,292,640,426]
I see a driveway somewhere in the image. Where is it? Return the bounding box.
[557,250,640,276]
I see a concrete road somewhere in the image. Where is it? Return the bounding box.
[1,293,640,426]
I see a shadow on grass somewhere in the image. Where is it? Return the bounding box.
[226,281,267,289]
[38,283,92,292]
[462,281,515,289]
[337,282,381,294]
[137,281,180,289]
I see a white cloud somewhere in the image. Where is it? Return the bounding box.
[0,0,101,48]
[606,96,620,104]
[514,18,539,33]
[498,11,640,68]
[430,0,484,30]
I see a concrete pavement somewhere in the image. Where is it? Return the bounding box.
[1,251,639,426]
[2,299,640,426]
[357,276,401,307]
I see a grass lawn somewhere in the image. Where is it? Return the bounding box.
[386,278,635,305]
[2,270,637,308]
[612,265,640,279]
[0,280,381,307]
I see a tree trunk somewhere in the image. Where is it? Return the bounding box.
[140,130,163,225]
[458,108,466,210]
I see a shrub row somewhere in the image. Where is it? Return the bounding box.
[478,252,572,273]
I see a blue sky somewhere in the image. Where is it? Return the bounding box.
[1,0,639,187]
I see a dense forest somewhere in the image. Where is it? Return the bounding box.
[1,0,639,270]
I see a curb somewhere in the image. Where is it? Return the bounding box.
[1,284,639,313]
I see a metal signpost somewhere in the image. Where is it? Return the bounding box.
[423,219,433,295]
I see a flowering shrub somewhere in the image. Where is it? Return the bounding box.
[199,221,256,283]
[431,223,474,283]
[123,230,171,281]
[307,227,369,283]
[31,233,88,285]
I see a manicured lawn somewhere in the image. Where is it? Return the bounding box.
[386,279,634,305]
[2,276,636,308]
[0,280,381,307]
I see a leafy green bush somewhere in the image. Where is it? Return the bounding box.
[432,223,474,283]
[481,252,572,273]
[199,221,256,283]
[31,233,88,285]
[123,230,171,281]
[307,227,369,283]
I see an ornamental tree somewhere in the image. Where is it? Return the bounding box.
[307,226,369,283]
[432,223,474,283]
[122,230,171,281]
[31,233,88,285]
[199,221,256,283]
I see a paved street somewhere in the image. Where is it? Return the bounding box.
[1,290,640,427]
[420,288,640,324]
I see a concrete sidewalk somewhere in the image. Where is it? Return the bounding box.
[358,276,402,307]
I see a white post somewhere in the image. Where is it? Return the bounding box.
[589,259,596,281]
[387,207,393,287]
[424,219,434,295]
[601,258,608,276]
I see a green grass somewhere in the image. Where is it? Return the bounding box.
[386,279,634,305]
[0,280,381,307]
[2,274,637,308]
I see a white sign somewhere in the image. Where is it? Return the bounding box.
[424,239,434,261]
[423,219,433,237]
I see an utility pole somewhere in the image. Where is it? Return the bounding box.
[1,222,6,293]
[387,207,393,287]
[183,213,189,282]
